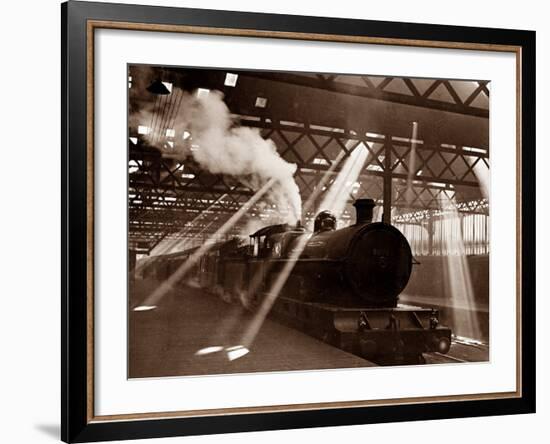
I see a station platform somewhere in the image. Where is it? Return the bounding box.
[129,279,375,378]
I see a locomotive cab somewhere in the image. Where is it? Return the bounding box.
[249,223,308,258]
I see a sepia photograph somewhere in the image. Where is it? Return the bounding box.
[56,1,536,442]
[127,64,490,379]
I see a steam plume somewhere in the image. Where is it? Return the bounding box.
[134,88,302,224]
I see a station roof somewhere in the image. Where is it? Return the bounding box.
[128,65,489,254]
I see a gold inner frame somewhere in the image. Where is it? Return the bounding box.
[85,19,523,423]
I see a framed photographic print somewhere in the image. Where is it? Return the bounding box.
[61,0,536,442]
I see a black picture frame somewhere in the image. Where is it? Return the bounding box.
[61,1,536,442]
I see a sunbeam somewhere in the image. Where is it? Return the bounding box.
[150,193,230,256]
[238,150,356,348]
[317,142,369,219]
[405,121,419,206]
[470,157,490,200]
[438,192,481,340]
[133,178,276,309]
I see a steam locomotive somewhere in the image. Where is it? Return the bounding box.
[140,198,452,364]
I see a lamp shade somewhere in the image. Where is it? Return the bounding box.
[146,79,170,95]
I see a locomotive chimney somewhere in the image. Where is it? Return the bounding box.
[353,198,376,225]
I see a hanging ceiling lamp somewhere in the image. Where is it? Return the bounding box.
[146,78,170,95]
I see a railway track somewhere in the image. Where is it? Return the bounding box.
[424,338,489,364]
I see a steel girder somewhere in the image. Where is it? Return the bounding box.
[128,113,489,252]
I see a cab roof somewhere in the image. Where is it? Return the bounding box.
[249,223,307,238]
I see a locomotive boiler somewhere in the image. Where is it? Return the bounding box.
[254,199,414,309]
[142,198,452,365]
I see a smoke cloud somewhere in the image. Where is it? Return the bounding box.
[134,88,302,224]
